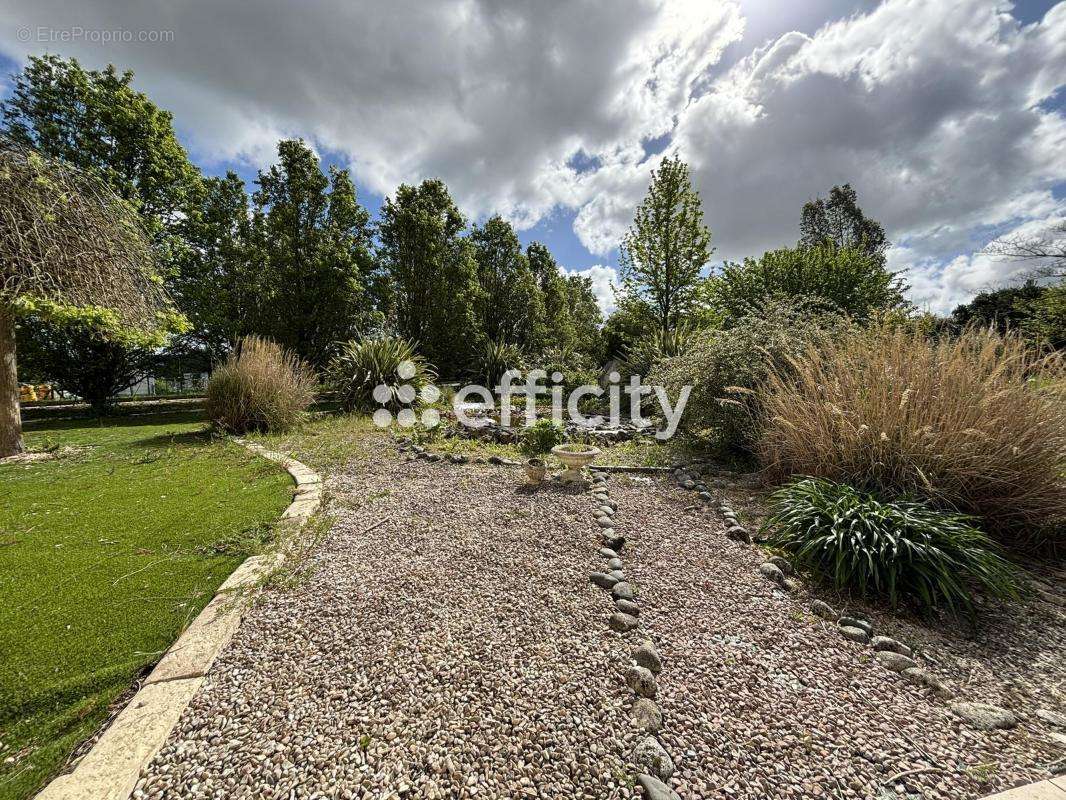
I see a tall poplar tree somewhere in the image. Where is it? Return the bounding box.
[618,156,712,332]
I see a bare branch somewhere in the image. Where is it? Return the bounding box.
[0,137,172,329]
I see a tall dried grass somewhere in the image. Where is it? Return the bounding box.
[759,325,1066,544]
[206,337,317,434]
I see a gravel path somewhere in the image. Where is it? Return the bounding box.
[137,442,1065,800]
[615,475,1066,800]
[138,445,638,799]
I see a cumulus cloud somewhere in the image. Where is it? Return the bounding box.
[577,0,1066,313]
[1,0,1063,314]
[564,264,621,317]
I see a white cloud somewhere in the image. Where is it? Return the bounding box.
[564,265,620,317]
[1,0,1063,315]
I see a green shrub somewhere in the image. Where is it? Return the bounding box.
[519,418,565,456]
[329,336,436,412]
[471,339,526,386]
[537,346,600,393]
[764,478,1023,613]
[760,324,1066,542]
[206,336,316,434]
[710,244,907,323]
[649,297,845,449]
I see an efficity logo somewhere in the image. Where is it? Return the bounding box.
[372,363,691,440]
[371,360,442,429]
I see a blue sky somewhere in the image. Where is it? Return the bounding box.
[1,0,1063,315]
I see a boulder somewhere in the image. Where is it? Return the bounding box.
[633,736,675,781]
[758,562,785,584]
[874,650,917,672]
[616,599,641,616]
[810,600,836,620]
[631,698,663,733]
[626,665,657,698]
[609,612,639,632]
[634,641,662,673]
[951,702,1017,730]
[612,582,637,601]
[636,775,681,800]
[839,625,870,645]
[590,572,618,589]
[871,636,912,658]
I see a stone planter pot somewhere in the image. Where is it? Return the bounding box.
[524,458,547,485]
[551,444,600,483]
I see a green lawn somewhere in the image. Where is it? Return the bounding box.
[0,412,292,800]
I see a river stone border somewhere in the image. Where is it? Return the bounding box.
[34,440,323,800]
[585,470,684,799]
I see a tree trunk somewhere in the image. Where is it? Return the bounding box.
[0,303,24,458]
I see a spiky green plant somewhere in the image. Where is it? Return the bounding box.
[471,340,526,386]
[764,477,1023,613]
[329,336,436,412]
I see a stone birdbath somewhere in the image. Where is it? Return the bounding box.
[551,443,600,484]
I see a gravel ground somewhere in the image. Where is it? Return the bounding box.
[138,444,639,799]
[137,441,1066,800]
[615,474,1066,800]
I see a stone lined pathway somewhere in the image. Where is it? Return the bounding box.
[135,443,1065,799]
[137,448,639,799]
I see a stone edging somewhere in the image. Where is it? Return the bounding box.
[34,440,323,800]
[585,471,680,800]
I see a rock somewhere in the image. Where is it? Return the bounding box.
[603,500,618,511]
[951,702,1017,730]
[1037,709,1066,728]
[616,599,640,616]
[608,558,624,570]
[597,517,615,529]
[626,665,658,698]
[631,698,663,733]
[609,569,625,581]
[487,455,503,464]
[681,480,696,490]
[634,641,662,673]
[874,650,917,672]
[609,612,639,632]
[636,774,681,800]
[698,491,713,501]
[599,527,616,538]
[597,504,614,515]
[613,582,637,601]
[782,577,800,592]
[810,600,836,620]
[604,535,626,552]
[838,616,873,635]
[718,505,733,515]
[633,736,675,780]
[726,526,751,543]
[767,556,793,576]
[425,453,442,462]
[758,562,785,584]
[590,572,619,589]
[871,636,912,658]
[901,667,953,699]
[599,547,619,559]
[839,625,871,645]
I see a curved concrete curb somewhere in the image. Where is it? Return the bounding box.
[980,778,1066,799]
[35,441,323,800]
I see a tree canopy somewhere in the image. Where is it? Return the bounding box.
[799,184,887,264]
[618,156,712,332]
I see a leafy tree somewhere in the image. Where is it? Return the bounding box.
[950,282,1046,333]
[470,216,544,350]
[952,279,1066,349]
[1,55,201,262]
[171,173,258,362]
[799,184,887,264]
[618,156,712,332]
[565,274,605,362]
[527,241,574,351]
[249,139,378,366]
[0,141,179,455]
[378,180,481,377]
[601,298,651,362]
[711,245,908,324]
[16,318,162,414]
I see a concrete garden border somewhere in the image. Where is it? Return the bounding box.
[35,440,323,800]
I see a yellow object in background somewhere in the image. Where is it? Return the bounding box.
[19,384,38,402]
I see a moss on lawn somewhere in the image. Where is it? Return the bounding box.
[0,412,291,800]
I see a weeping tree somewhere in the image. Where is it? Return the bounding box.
[0,140,179,456]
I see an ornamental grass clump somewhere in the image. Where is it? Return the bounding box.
[764,478,1023,613]
[759,325,1066,545]
[206,337,316,434]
